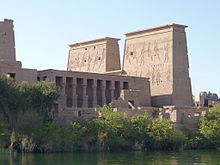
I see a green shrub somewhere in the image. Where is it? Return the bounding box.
[145,118,185,150]
[199,104,220,148]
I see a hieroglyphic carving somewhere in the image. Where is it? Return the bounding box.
[164,38,170,63]
[95,48,105,71]
[69,45,106,72]
[153,41,160,61]
[139,42,146,66]
[151,67,155,84]
[124,37,172,88]
[156,68,161,85]
[123,25,193,105]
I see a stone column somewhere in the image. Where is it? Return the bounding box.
[110,81,115,102]
[119,81,123,97]
[101,80,106,106]
[82,79,88,108]
[92,80,97,107]
[60,77,66,110]
[61,77,66,95]
[72,77,77,108]
[48,76,55,83]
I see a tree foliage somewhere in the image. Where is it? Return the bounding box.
[0,76,59,151]
[199,104,220,147]
[0,76,58,128]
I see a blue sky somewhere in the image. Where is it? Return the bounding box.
[1,0,220,96]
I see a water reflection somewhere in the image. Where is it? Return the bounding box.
[1,150,220,165]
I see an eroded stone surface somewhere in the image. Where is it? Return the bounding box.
[67,37,121,73]
[123,24,193,107]
[0,19,37,83]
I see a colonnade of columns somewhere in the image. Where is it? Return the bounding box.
[57,76,128,108]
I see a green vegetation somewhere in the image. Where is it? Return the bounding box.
[1,76,220,153]
[199,104,220,148]
[0,75,59,152]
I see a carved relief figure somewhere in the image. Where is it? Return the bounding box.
[133,46,138,64]
[87,53,92,72]
[164,39,169,63]
[147,42,151,59]
[80,51,87,70]
[126,45,136,65]
[74,53,80,69]
[139,42,146,66]
[71,52,80,70]
[97,48,105,70]
[91,49,98,71]
[151,67,155,84]
[156,68,161,85]
[153,41,160,61]
[125,45,131,65]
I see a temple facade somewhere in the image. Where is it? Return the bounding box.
[122,24,193,107]
[38,69,151,111]
[0,18,207,128]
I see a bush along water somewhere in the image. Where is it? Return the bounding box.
[1,76,220,152]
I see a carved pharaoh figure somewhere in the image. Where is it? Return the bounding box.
[123,24,193,107]
[156,69,161,85]
[139,42,146,66]
[153,41,160,61]
[164,39,169,63]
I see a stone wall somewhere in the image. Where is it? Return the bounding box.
[38,69,151,113]
[122,24,193,107]
[67,37,121,73]
[159,106,208,129]
[0,19,37,83]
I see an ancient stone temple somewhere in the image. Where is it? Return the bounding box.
[0,19,37,83]
[122,24,193,107]
[1,18,206,127]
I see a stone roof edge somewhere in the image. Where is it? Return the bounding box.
[124,24,188,36]
[37,69,149,80]
[0,18,14,23]
[69,37,120,47]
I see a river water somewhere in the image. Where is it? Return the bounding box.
[1,150,220,165]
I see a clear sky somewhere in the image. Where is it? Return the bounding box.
[1,0,220,96]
